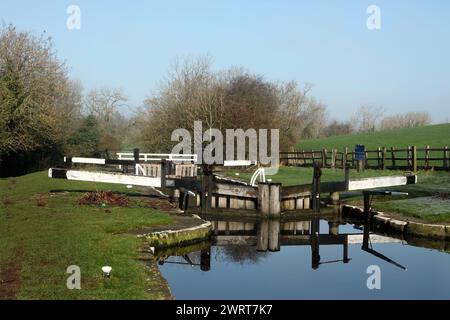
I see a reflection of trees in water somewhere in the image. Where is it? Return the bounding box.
[215,246,269,265]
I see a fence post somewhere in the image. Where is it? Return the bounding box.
[207,170,214,211]
[444,146,449,169]
[407,146,411,169]
[343,147,348,170]
[160,160,167,189]
[364,150,368,169]
[322,149,327,167]
[391,147,396,169]
[133,148,140,162]
[425,145,430,169]
[200,165,208,213]
[382,147,386,170]
[331,149,336,169]
[351,149,355,168]
[412,145,417,172]
[377,147,381,169]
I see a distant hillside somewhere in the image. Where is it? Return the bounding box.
[297,123,450,151]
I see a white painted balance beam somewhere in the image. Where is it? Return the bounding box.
[223,160,257,167]
[347,175,417,191]
[48,168,161,188]
[117,152,197,163]
[65,157,107,164]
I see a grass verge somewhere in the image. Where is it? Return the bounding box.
[0,171,172,299]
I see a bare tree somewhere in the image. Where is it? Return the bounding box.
[351,105,385,133]
[135,56,329,152]
[323,119,354,137]
[137,56,227,152]
[222,71,279,130]
[84,88,127,123]
[83,87,128,156]
[381,111,431,130]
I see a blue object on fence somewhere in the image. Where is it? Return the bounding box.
[355,144,365,161]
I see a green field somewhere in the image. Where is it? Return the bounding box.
[0,171,172,299]
[370,171,450,223]
[297,123,450,151]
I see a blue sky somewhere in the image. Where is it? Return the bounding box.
[2,0,450,122]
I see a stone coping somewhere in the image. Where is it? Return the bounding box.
[343,205,450,240]
[138,214,212,248]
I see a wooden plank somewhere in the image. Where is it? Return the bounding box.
[296,198,304,209]
[304,197,310,209]
[218,196,227,208]
[281,184,311,198]
[245,199,256,209]
[213,182,257,198]
[258,184,270,217]
[269,184,281,218]
[229,198,240,209]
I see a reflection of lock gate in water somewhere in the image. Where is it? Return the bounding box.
[155,216,405,272]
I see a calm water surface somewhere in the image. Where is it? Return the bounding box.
[157,217,450,299]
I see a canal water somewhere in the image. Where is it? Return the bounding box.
[156,216,450,299]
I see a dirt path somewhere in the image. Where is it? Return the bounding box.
[0,257,21,300]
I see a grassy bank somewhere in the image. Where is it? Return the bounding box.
[369,172,450,224]
[0,171,172,299]
[297,123,450,151]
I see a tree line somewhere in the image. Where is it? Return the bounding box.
[0,25,434,176]
[0,25,129,176]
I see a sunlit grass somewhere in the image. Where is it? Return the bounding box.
[0,171,172,299]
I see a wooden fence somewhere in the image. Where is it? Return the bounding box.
[280,145,450,171]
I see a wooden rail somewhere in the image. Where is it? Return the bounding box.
[280,145,450,171]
